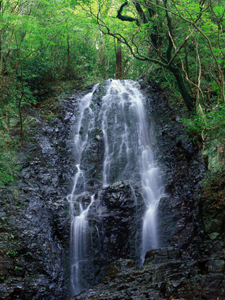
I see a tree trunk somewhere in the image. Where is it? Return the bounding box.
[19,92,24,141]
[115,2,196,113]
[116,42,122,79]
[0,0,2,73]
[66,34,70,79]
[169,66,196,114]
[185,43,189,78]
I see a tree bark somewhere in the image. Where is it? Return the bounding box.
[66,34,70,79]
[115,1,196,114]
[19,91,24,141]
[133,1,148,23]
[0,0,2,71]
[117,1,139,24]
[116,42,122,79]
[169,65,196,114]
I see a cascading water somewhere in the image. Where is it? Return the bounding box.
[68,79,164,296]
[67,91,96,296]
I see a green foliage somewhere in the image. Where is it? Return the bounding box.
[0,129,18,185]
[0,0,224,179]
[182,104,225,143]
[202,171,225,210]
[182,104,225,172]
[6,249,18,258]
[0,80,22,185]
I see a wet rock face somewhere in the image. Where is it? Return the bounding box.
[76,80,143,194]
[70,80,225,300]
[0,82,147,299]
[86,181,145,285]
[0,90,89,299]
[1,80,224,300]
[147,92,205,257]
[68,180,145,293]
[71,247,225,300]
[69,80,158,294]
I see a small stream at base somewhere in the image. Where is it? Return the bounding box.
[67,79,164,296]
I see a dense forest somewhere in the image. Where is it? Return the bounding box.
[0,0,224,188]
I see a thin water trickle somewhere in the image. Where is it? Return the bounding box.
[70,194,95,295]
[68,79,164,296]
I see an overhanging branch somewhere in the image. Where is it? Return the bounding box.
[116,2,139,25]
[97,14,167,67]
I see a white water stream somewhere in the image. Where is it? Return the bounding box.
[68,79,164,296]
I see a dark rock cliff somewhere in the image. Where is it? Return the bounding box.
[0,80,224,300]
[70,80,225,300]
[0,90,85,299]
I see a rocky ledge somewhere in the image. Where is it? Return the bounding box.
[71,246,225,300]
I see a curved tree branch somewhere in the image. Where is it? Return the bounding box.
[116,2,139,25]
[97,2,197,113]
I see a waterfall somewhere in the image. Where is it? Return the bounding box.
[68,79,164,296]
[67,90,95,295]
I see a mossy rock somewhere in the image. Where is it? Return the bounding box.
[205,219,222,233]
